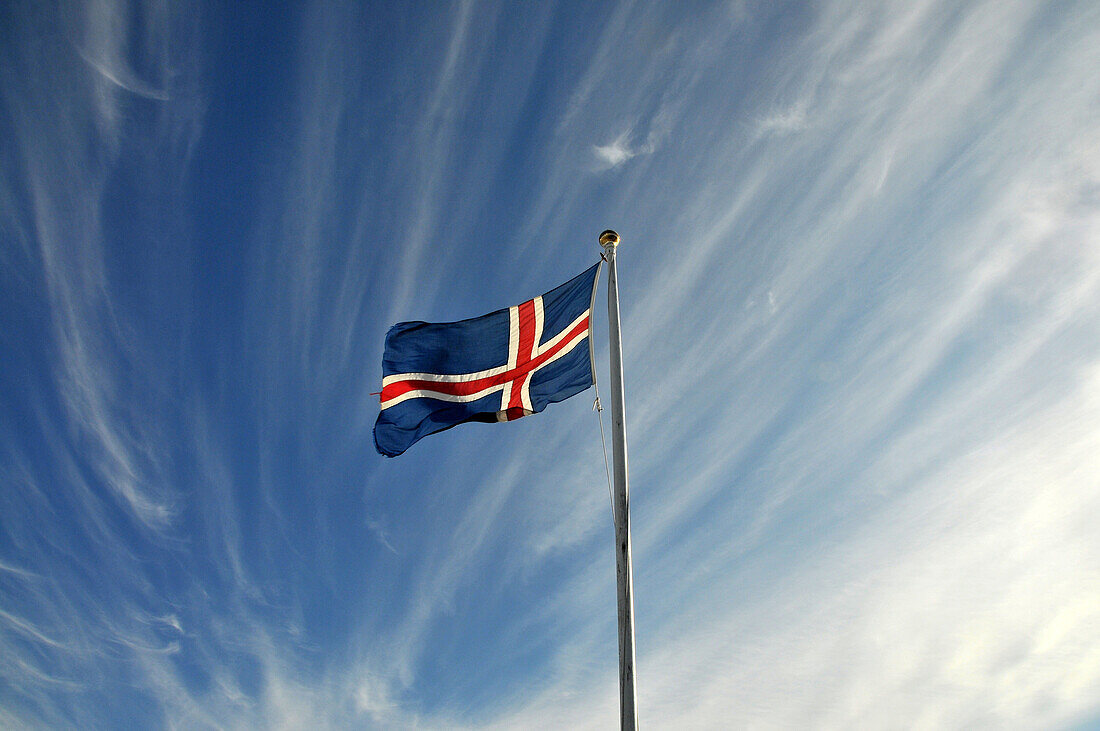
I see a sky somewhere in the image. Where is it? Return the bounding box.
[1,0,1099,728]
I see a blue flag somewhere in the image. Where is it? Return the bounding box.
[374,264,600,457]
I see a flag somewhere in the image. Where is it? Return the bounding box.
[374,264,600,457]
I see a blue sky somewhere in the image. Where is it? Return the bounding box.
[2,0,1099,728]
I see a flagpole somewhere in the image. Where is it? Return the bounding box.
[600,229,638,730]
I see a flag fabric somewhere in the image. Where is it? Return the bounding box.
[374,264,600,457]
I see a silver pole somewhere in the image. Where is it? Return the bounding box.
[600,229,637,730]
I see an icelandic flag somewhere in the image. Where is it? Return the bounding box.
[374,264,600,457]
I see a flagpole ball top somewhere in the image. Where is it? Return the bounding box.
[599,230,621,248]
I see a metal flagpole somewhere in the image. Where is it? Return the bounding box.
[599,229,638,730]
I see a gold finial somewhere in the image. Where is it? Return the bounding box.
[599,229,621,248]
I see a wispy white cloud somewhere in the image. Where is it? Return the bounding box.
[74,46,171,101]
[592,128,659,170]
[755,100,810,137]
[633,389,1100,730]
[366,518,399,556]
[1,0,205,534]
[593,132,637,168]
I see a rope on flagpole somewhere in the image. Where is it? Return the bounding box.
[595,394,615,525]
[589,254,616,526]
